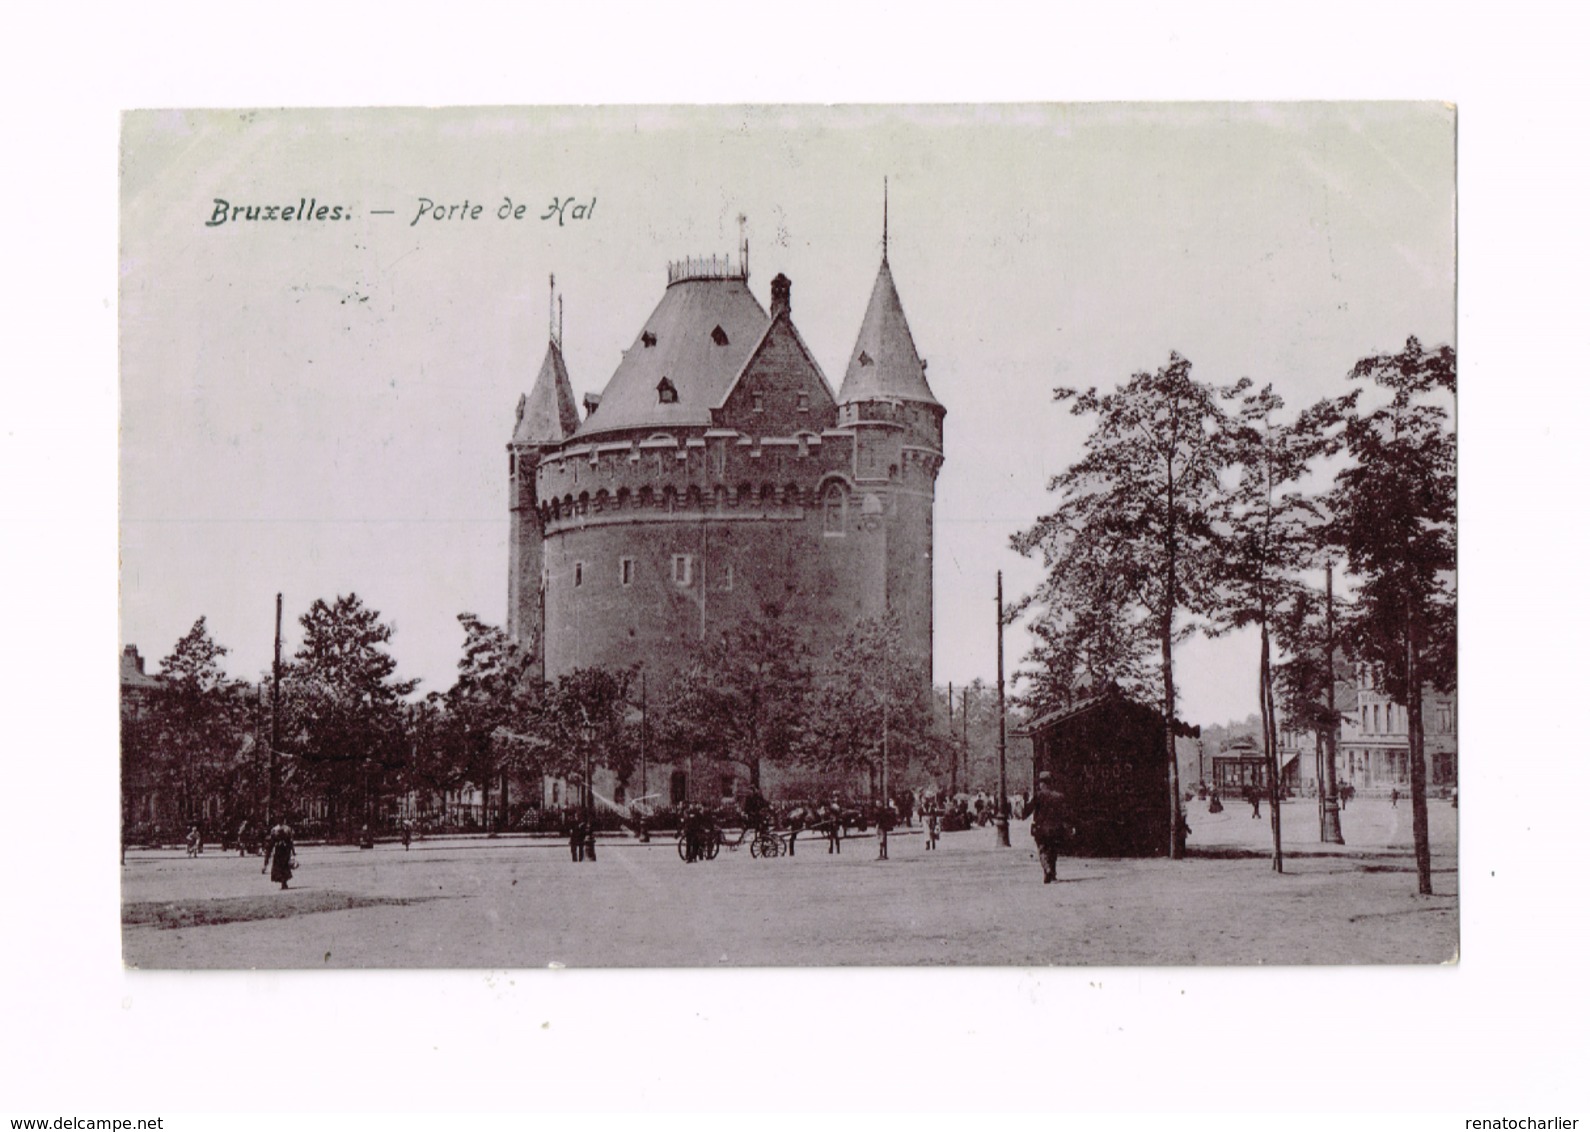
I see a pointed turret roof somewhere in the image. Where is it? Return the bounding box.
[513,338,581,446]
[837,257,940,408]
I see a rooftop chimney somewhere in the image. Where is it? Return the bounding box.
[770,273,791,321]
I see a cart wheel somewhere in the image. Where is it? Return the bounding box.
[706,838,720,860]
[778,836,790,857]
[677,835,689,861]
[750,838,763,859]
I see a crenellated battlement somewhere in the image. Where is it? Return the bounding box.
[524,426,847,511]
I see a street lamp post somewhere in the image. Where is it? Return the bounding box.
[1321,560,1345,844]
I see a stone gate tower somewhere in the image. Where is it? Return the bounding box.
[506,220,944,794]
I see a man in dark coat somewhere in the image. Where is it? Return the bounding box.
[1024,771,1067,884]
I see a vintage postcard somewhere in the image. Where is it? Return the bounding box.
[119,103,1456,968]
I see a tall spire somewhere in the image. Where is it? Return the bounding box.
[839,198,941,409]
[882,177,889,264]
[517,273,580,446]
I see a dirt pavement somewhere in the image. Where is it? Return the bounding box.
[121,795,1457,968]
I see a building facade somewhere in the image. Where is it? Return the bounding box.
[1336,665,1457,794]
[506,235,943,803]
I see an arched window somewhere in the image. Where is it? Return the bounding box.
[823,483,847,535]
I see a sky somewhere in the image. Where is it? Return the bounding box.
[119,102,1455,726]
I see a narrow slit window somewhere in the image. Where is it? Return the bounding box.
[574,562,584,588]
[620,557,634,587]
[711,325,729,346]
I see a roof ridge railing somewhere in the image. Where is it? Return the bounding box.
[667,253,748,285]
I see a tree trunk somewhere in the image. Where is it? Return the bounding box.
[1162,610,1184,859]
[1406,607,1433,895]
[1260,622,1283,873]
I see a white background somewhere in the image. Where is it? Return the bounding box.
[3,2,1587,1123]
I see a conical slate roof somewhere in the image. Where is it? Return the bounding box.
[578,275,769,438]
[513,339,581,446]
[837,257,939,408]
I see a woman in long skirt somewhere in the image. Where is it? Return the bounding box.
[263,822,295,889]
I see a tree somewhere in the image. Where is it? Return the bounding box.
[286,593,418,838]
[1324,336,1456,895]
[660,602,814,791]
[1012,353,1241,858]
[1207,382,1336,871]
[148,618,250,829]
[1271,579,1353,844]
[802,613,935,805]
[536,666,639,815]
[1011,530,1158,717]
[444,613,538,829]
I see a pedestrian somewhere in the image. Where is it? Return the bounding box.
[924,796,941,850]
[262,820,295,890]
[399,820,412,851]
[568,810,585,862]
[186,825,202,857]
[584,816,598,863]
[1391,787,1400,808]
[681,805,700,863]
[236,820,251,857]
[1249,786,1261,819]
[1023,771,1067,884]
[825,798,842,855]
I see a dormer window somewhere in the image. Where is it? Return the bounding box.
[857,350,874,367]
[796,392,810,413]
[657,377,678,404]
[711,325,729,346]
[642,331,657,348]
[752,392,765,413]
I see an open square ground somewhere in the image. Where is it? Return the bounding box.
[122,795,1457,968]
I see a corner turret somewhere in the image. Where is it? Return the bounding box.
[508,278,583,655]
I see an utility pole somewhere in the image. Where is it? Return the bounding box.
[1321,561,1345,844]
[995,572,1010,847]
[962,688,969,794]
[269,592,282,826]
[640,670,649,801]
[947,683,957,796]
